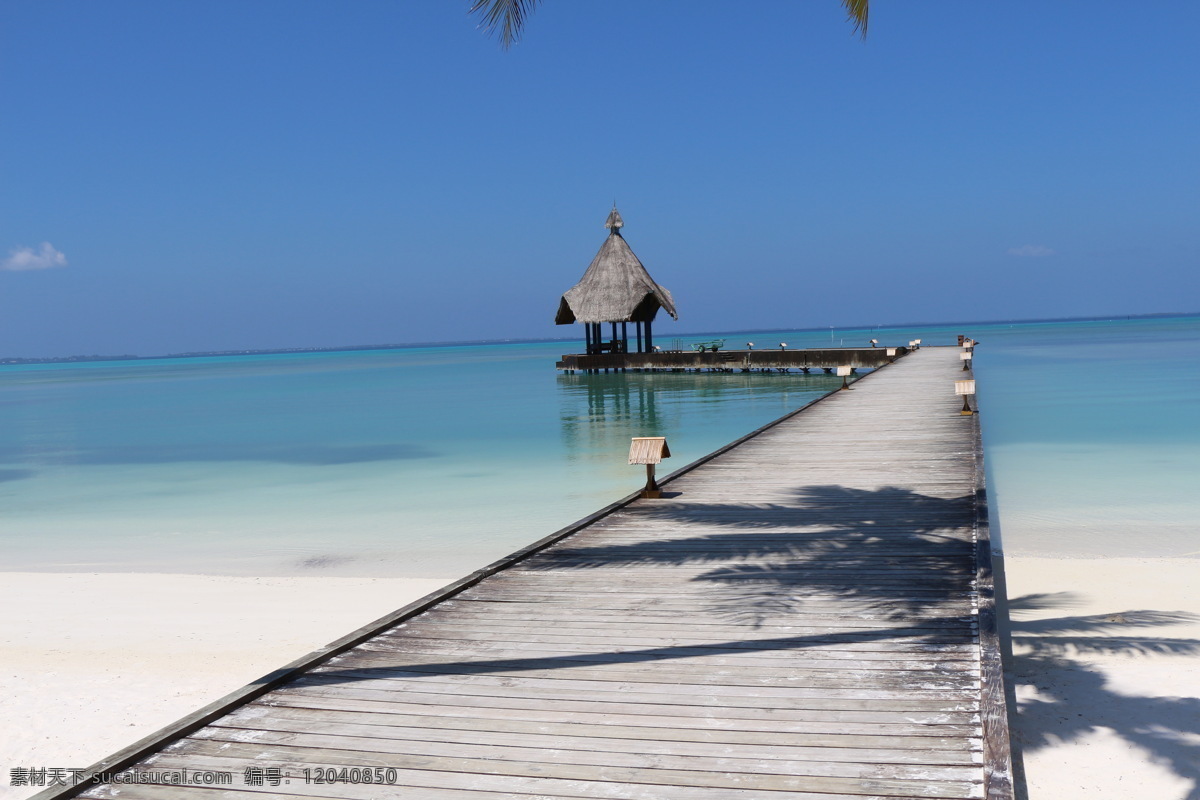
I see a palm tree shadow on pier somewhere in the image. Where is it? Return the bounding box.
[312,485,982,682]
[1007,592,1200,800]
[532,484,981,627]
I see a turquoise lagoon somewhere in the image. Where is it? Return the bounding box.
[1,315,1197,577]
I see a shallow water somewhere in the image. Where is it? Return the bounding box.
[1,315,1196,576]
[0,344,845,576]
[968,316,1200,557]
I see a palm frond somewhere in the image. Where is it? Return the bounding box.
[471,2,870,48]
[469,0,541,49]
[842,0,869,39]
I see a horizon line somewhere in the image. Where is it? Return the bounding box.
[2,309,1196,367]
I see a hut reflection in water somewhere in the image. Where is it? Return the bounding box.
[556,370,846,471]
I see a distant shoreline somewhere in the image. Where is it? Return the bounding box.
[2,309,1195,367]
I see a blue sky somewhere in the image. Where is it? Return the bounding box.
[2,1,1197,356]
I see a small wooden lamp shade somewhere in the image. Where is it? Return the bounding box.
[835,365,853,390]
[629,437,670,465]
[955,379,976,415]
[629,437,671,498]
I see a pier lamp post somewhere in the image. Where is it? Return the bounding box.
[836,365,852,390]
[914,339,922,350]
[779,342,788,351]
[886,347,897,363]
[746,342,754,350]
[955,380,976,415]
[629,437,671,499]
[870,339,878,347]
[960,351,973,371]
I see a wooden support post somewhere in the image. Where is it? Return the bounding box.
[643,464,660,498]
[629,436,670,499]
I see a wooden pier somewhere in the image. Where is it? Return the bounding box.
[41,345,1011,800]
[556,346,907,373]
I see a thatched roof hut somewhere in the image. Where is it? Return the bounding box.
[555,208,677,355]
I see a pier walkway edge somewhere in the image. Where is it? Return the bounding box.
[35,345,1014,800]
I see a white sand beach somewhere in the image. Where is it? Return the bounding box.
[1004,556,1200,799]
[0,573,451,800]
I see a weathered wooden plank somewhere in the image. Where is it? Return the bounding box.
[557,517,977,527]
[321,650,980,693]
[356,636,980,670]
[306,665,981,701]
[445,599,979,620]
[196,721,984,776]
[404,612,978,634]
[468,583,978,600]
[384,620,977,644]
[414,607,979,630]
[338,645,980,678]
[383,619,978,642]
[475,601,975,618]
[459,586,979,601]
[277,676,982,716]
[478,574,977,588]
[158,739,985,799]
[217,702,978,753]
[124,751,964,800]
[535,535,973,543]
[362,628,981,655]
[264,685,982,733]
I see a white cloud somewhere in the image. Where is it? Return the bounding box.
[1,242,69,271]
[1007,244,1055,258]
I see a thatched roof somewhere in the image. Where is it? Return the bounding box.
[628,436,671,465]
[555,208,677,325]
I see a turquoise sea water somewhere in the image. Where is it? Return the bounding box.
[1,315,1197,576]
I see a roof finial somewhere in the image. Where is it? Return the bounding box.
[605,204,624,232]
